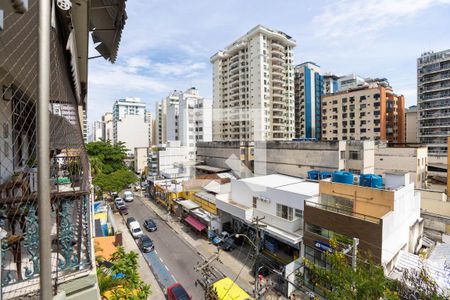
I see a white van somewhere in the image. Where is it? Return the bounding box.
[124,191,134,202]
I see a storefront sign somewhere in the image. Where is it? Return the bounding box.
[314,240,332,252]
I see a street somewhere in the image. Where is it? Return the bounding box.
[122,193,205,299]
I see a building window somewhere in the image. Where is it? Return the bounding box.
[253,196,257,208]
[340,151,345,159]
[295,209,303,219]
[276,204,293,221]
[348,151,360,160]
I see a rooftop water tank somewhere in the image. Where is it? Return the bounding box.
[320,171,332,179]
[307,170,320,180]
[332,171,354,184]
[359,174,383,188]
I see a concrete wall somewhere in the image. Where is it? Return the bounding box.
[116,115,149,153]
[405,109,418,143]
[134,147,148,174]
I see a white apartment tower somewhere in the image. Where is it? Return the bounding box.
[211,25,296,141]
[101,112,113,142]
[417,49,450,156]
[155,91,181,145]
[145,111,153,146]
[179,87,213,158]
[112,97,149,153]
[92,120,103,141]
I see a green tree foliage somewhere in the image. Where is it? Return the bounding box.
[86,141,128,174]
[301,239,446,300]
[97,246,151,299]
[87,141,137,194]
[92,169,137,194]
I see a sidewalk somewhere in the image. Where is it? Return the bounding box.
[138,193,256,295]
[114,213,165,300]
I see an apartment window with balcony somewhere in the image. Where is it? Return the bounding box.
[277,204,294,221]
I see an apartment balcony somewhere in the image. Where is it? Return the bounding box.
[420,121,450,128]
[272,78,284,85]
[419,72,450,85]
[272,68,285,77]
[272,85,284,92]
[271,54,284,63]
[271,41,285,51]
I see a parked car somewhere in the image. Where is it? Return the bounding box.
[143,219,157,231]
[138,235,154,252]
[129,222,143,239]
[126,217,137,228]
[123,191,134,202]
[111,191,118,198]
[118,204,128,215]
[167,283,191,300]
[220,237,235,251]
[114,198,125,208]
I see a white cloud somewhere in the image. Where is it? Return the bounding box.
[314,0,450,40]
[126,56,151,69]
[152,61,207,76]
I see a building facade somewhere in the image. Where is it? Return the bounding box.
[145,111,153,146]
[321,79,405,143]
[155,90,181,145]
[102,112,113,142]
[112,97,149,153]
[323,73,340,95]
[91,120,103,141]
[417,49,450,156]
[405,105,418,143]
[211,25,296,141]
[294,62,323,139]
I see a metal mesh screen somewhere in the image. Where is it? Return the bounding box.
[0,1,92,298]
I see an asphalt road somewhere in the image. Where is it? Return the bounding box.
[123,194,205,299]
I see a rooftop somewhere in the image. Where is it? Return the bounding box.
[239,174,304,188]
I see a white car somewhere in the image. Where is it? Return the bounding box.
[129,221,143,239]
[124,191,134,202]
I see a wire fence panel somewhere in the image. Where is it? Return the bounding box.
[0,1,92,298]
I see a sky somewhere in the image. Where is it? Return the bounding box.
[87,0,450,122]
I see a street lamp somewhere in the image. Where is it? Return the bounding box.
[235,233,257,250]
[235,233,261,298]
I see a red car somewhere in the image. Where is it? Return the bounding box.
[167,283,191,300]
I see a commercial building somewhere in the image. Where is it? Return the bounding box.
[215,174,320,296]
[294,62,323,139]
[112,97,149,153]
[102,112,113,141]
[417,49,450,156]
[303,171,423,292]
[148,141,193,178]
[405,105,418,143]
[211,25,296,141]
[196,141,254,178]
[321,78,405,143]
[253,140,427,189]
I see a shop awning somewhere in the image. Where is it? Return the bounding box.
[185,215,206,232]
[177,200,200,210]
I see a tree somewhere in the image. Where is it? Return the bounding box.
[301,239,446,300]
[86,141,128,174]
[97,246,151,299]
[92,169,138,194]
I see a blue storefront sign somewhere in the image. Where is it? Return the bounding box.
[314,240,332,252]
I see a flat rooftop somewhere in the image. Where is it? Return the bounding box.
[238,174,319,196]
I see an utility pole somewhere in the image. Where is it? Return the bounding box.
[252,216,266,299]
[352,237,359,270]
[38,0,52,299]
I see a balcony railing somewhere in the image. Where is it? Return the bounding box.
[305,201,381,224]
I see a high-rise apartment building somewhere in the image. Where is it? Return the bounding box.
[112,97,149,153]
[417,49,450,156]
[405,105,418,143]
[102,112,113,142]
[92,120,103,141]
[294,62,323,139]
[155,90,181,145]
[321,78,405,142]
[179,87,212,158]
[323,73,339,94]
[145,111,153,146]
[211,25,296,141]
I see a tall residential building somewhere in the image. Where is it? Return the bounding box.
[155,90,181,145]
[92,120,103,141]
[211,25,296,141]
[294,62,323,139]
[321,78,405,142]
[178,87,212,156]
[338,73,365,91]
[145,111,153,146]
[323,73,340,94]
[417,49,450,156]
[112,97,149,153]
[102,112,113,142]
[405,105,418,143]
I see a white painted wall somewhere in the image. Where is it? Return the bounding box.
[116,115,149,153]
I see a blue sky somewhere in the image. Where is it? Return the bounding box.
[87,0,450,122]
